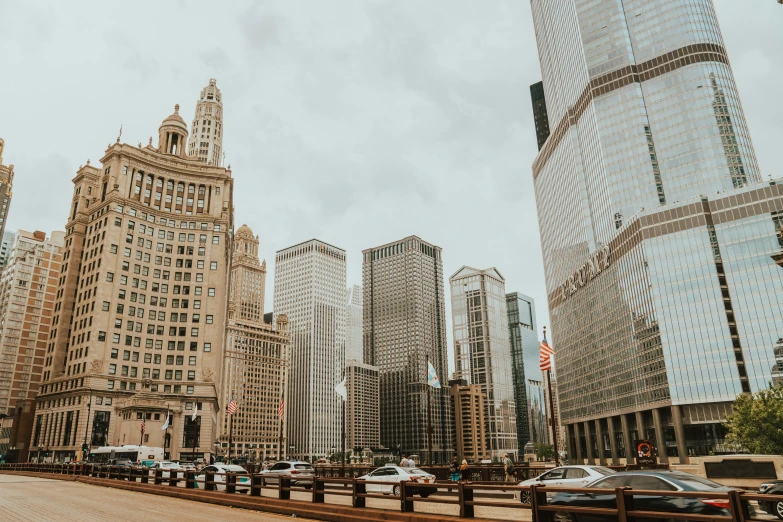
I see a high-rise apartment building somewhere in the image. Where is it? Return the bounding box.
[187,80,223,166]
[345,285,363,364]
[0,231,64,416]
[273,239,345,461]
[449,379,488,463]
[450,266,516,458]
[531,0,783,465]
[221,224,289,462]
[362,236,453,464]
[0,139,15,241]
[529,82,550,151]
[506,292,547,446]
[345,360,379,451]
[0,231,16,269]
[34,98,233,462]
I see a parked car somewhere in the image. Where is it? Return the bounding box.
[547,470,733,521]
[147,460,183,478]
[194,463,251,493]
[518,465,616,504]
[357,465,436,497]
[758,479,783,519]
[259,460,315,488]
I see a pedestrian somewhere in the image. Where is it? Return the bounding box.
[503,453,515,482]
[450,456,460,482]
[459,459,469,481]
[262,461,269,471]
[400,455,409,468]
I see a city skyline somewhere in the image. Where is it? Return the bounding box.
[0,1,780,378]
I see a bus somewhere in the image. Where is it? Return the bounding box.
[89,445,164,467]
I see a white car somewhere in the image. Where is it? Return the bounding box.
[147,461,183,479]
[518,465,616,504]
[195,463,251,493]
[358,465,436,497]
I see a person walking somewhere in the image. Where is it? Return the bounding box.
[400,455,409,468]
[449,456,459,482]
[459,459,469,482]
[503,453,515,482]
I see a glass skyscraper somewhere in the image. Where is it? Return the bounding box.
[450,267,517,458]
[531,0,783,464]
[506,292,548,447]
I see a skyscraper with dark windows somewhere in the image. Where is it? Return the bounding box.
[529,82,550,151]
[531,0,783,465]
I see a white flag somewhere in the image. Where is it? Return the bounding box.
[192,403,198,422]
[161,413,170,430]
[335,377,347,401]
[427,362,441,389]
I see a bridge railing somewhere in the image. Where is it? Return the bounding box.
[0,462,774,521]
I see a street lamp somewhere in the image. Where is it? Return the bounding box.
[213,440,221,463]
[330,446,336,463]
[289,445,295,461]
[83,388,93,461]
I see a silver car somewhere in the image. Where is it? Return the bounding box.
[259,460,315,488]
[518,465,616,504]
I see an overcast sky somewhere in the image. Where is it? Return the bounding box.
[1,0,781,375]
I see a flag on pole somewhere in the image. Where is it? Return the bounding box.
[192,403,198,422]
[161,413,170,430]
[427,361,441,388]
[540,336,555,371]
[227,398,238,415]
[278,398,284,420]
[140,418,146,434]
[335,377,347,401]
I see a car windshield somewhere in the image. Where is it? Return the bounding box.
[590,467,616,476]
[408,469,430,475]
[670,474,726,490]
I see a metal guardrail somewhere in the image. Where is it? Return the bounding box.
[0,463,777,521]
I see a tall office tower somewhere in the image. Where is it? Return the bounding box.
[345,285,363,363]
[529,82,550,151]
[0,231,64,416]
[448,379,488,463]
[531,0,783,465]
[187,79,224,166]
[345,360,379,452]
[0,230,16,269]
[0,140,15,241]
[274,239,346,461]
[506,292,547,446]
[34,101,233,462]
[450,267,516,458]
[220,224,289,461]
[362,236,453,464]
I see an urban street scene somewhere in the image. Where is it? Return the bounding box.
[0,0,782,521]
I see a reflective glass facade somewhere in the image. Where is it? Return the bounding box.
[531,0,782,462]
[450,267,516,458]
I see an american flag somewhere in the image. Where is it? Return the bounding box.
[540,337,555,371]
[227,398,238,415]
[140,418,146,434]
[277,398,284,420]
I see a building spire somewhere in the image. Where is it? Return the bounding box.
[187,79,224,166]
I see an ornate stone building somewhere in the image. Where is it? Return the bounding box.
[187,80,224,167]
[33,99,234,462]
[0,139,15,242]
[220,224,289,461]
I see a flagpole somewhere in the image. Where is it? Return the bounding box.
[341,377,346,476]
[279,407,283,461]
[543,326,561,467]
[228,414,233,462]
[426,357,433,467]
[139,420,143,446]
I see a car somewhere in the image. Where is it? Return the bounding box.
[147,460,183,478]
[758,479,783,519]
[194,463,251,493]
[357,465,436,498]
[106,458,134,468]
[259,460,315,488]
[546,470,733,522]
[518,465,616,504]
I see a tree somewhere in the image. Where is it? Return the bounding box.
[535,442,555,461]
[724,381,783,455]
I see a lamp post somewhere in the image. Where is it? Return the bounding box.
[83,388,92,461]
[289,445,295,461]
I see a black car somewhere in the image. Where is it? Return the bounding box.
[547,470,733,522]
[758,479,783,519]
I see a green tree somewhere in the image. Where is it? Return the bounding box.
[724,381,783,454]
[535,442,555,461]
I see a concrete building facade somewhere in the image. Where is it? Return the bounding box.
[0,231,15,269]
[345,285,363,364]
[273,239,345,461]
[449,379,487,463]
[0,140,14,243]
[34,98,234,462]
[362,236,453,464]
[187,80,224,167]
[345,360,379,452]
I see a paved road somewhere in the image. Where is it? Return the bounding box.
[0,475,318,522]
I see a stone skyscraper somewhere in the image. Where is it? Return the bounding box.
[345,284,363,363]
[221,224,289,461]
[0,139,15,242]
[532,0,783,464]
[34,96,233,461]
[273,239,345,461]
[362,236,453,464]
[450,266,517,458]
[0,231,64,416]
[187,79,224,166]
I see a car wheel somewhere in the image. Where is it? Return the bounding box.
[775,501,783,520]
[393,485,401,497]
[553,512,575,522]
[520,489,532,505]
